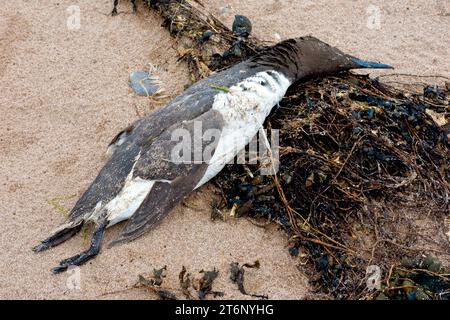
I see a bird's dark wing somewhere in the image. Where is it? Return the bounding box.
[109,109,224,246]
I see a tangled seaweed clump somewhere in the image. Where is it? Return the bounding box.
[144,0,450,299]
[214,75,449,299]
[146,0,261,80]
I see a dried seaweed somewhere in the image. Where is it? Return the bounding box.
[179,265,193,299]
[144,0,450,299]
[216,76,449,299]
[374,255,450,300]
[146,0,262,81]
[230,260,268,299]
[197,268,224,299]
[137,266,178,300]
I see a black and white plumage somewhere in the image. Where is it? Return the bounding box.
[33,37,392,273]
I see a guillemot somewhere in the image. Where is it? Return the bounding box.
[33,37,392,273]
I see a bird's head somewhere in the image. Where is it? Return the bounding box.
[249,36,392,82]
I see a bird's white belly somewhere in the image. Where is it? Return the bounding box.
[86,151,169,227]
[105,177,155,226]
[195,70,291,188]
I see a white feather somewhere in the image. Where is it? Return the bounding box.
[195,70,291,188]
[105,178,155,226]
[87,151,169,227]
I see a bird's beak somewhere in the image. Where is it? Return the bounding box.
[350,57,393,69]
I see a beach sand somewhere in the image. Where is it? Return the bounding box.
[0,0,448,299]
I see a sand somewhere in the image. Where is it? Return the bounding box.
[0,0,448,299]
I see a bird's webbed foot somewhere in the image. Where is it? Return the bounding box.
[51,220,108,274]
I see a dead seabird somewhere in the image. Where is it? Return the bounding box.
[33,37,392,273]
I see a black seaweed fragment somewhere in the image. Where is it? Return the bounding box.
[198,268,224,300]
[230,261,268,299]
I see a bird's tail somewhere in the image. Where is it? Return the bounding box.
[32,220,84,253]
[33,141,139,254]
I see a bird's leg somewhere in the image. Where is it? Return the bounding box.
[111,0,119,16]
[32,224,83,253]
[51,219,108,274]
[131,0,137,13]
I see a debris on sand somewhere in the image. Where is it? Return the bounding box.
[134,265,226,300]
[230,260,268,299]
[136,263,271,300]
[179,265,193,299]
[129,70,160,96]
[148,0,260,81]
[136,266,178,300]
[197,268,224,300]
[47,195,76,218]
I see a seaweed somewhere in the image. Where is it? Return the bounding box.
[179,265,193,299]
[137,266,178,300]
[145,0,262,81]
[133,265,226,300]
[197,268,224,300]
[215,76,449,299]
[373,255,450,300]
[47,194,77,218]
[230,260,268,299]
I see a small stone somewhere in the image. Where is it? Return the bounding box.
[282,173,292,184]
[421,254,435,269]
[199,30,213,43]
[406,290,417,300]
[428,261,442,273]
[400,257,416,268]
[288,246,299,257]
[232,15,252,37]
